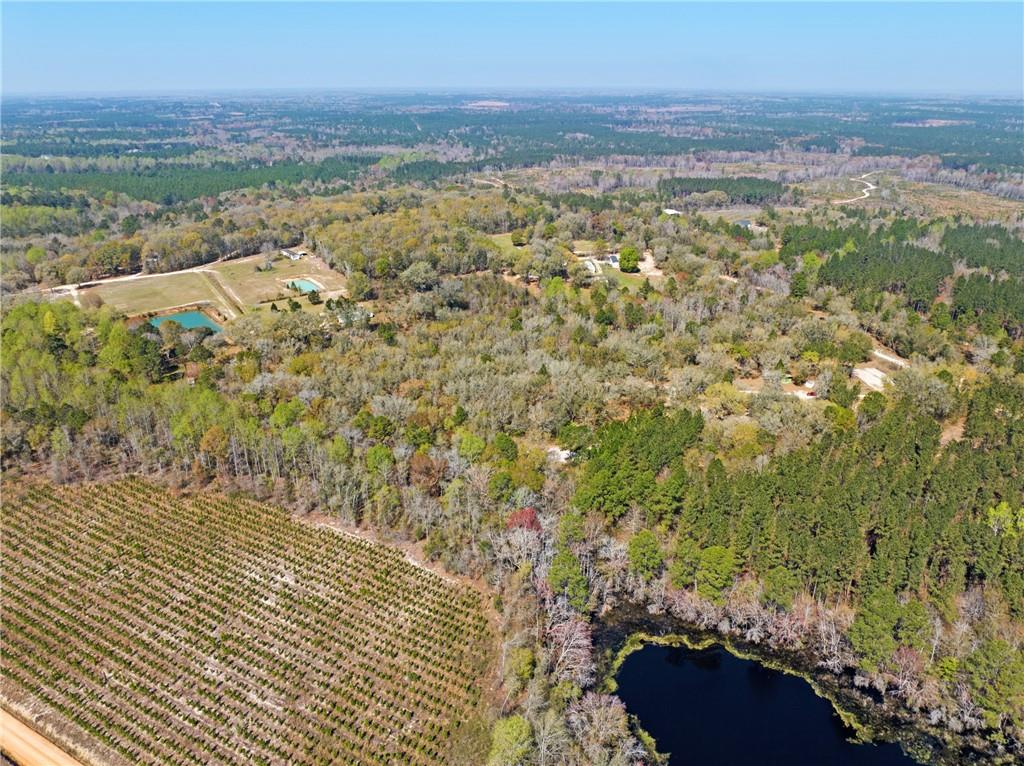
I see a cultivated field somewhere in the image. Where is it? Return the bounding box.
[1,479,494,766]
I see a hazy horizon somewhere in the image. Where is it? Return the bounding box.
[3,86,1022,100]
[3,2,1022,97]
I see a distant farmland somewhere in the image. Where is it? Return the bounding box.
[1,479,494,766]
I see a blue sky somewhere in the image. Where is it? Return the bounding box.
[2,2,1021,96]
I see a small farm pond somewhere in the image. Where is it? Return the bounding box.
[288,279,320,294]
[616,642,919,765]
[150,310,222,332]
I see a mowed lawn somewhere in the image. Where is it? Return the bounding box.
[489,233,522,260]
[87,272,231,316]
[603,269,649,291]
[572,239,601,255]
[210,254,348,307]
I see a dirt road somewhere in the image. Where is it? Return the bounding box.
[471,176,509,189]
[872,348,909,368]
[1,709,86,766]
[832,171,879,204]
[196,269,244,318]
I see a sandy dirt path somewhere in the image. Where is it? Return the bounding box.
[196,268,244,318]
[832,171,880,204]
[1,709,87,766]
[872,348,909,368]
[471,176,508,189]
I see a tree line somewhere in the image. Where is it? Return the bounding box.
[657,176,786,204]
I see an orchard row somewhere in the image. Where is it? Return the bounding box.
[1,479,492,765]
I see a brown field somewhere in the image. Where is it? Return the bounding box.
[797,173,1024,220]
[889,180,1024,219]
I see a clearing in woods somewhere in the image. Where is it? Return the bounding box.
[84,270,233,318]
[1,479,494,766]
[207,253,348,308]
[72,253,348,321]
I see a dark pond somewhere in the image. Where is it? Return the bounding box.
[616,643,920,766]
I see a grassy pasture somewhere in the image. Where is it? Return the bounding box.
[572,239,602,255]
[210,254,348,307]
[602,268,649,292]
[80,254,348,321]
[85,271,231,317]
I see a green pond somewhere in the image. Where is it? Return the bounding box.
[149,310,222,332]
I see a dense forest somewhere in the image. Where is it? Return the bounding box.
[943,224,1024,277]
[657,176,786,204]
[3,155,377,204]
[782,221,1024,336]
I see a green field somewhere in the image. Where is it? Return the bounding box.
[572,239,602,255]
[86,272,232,317]
[488,233,517,259]
[603,269,649,291]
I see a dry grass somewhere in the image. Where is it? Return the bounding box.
[210,254,347,307]
[890,180,1024,220]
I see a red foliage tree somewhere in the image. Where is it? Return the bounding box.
[506,506,541,532]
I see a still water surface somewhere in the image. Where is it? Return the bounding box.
[616,643,918,766]
[149,310,222,332]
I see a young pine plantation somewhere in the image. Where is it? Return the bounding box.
[1,478,494,766]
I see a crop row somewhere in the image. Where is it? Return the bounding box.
[1,479,493,766]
